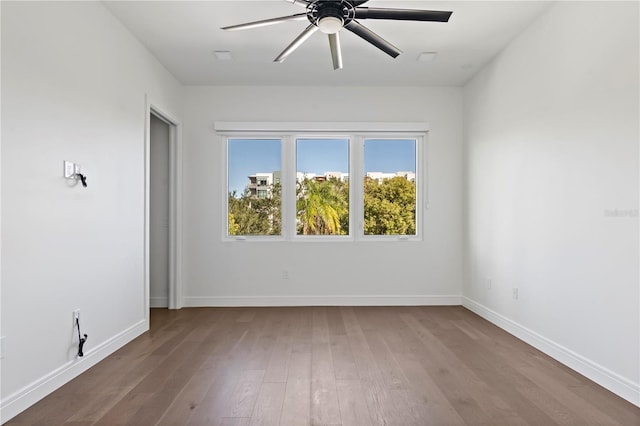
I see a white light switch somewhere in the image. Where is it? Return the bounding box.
[64,161,75,178]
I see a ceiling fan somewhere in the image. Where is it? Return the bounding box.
[221,0,452,70]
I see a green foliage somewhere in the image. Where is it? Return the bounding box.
[229,176,415,237]
[364,176,415,235]
[227,184,281,236]
[228,213,240,235]
[336,178,350,233]
[297,178,348,235]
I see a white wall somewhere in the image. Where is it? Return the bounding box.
[0,1,182,421]
[5,0,635,421]
[182,86,464,305]
[463,2,639,405]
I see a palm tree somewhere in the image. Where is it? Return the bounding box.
[296,178,348,235]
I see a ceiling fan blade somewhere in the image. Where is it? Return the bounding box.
[274,24,319,63]
[284,0,311,7]
[354,8,452,22]
[221,13,307,31]
[344,20,401,58]
[328,33,343,70]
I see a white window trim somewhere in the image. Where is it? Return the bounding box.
[219,123,428,242]
[214,121,429,133]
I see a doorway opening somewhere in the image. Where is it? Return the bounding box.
[145,103,182,323]
[150,114,170,308]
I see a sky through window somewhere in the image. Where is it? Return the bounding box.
[228,138,417,195]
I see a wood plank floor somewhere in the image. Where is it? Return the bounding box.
[7,306,640,425]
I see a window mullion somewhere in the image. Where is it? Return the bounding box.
[417,135,425,238]
[282,135,295,240]
[351,135,364,240]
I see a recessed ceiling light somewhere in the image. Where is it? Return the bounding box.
[213,50,232,60]
[417,52,437,62]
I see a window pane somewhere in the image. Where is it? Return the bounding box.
[227,139,281,236]
[364,139,416,235]
[296,138,349,235]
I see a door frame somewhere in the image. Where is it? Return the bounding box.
[145,96,183,315]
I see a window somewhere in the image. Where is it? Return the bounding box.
[222,125,424,241]
[296,138,349,236]
[227,139,281,236]
[364,139,417,236]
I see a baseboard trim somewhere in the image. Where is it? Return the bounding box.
[462,297,640,407]
[183,294,462,307]
[0,319,148,424]
[150,296,168,308]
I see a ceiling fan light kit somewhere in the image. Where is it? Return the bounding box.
[318,16,343,34]
[221,0,452,70]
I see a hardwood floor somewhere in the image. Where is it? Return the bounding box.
[7,306,640,425]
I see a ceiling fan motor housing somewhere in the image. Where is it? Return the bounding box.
[308,0,355,33]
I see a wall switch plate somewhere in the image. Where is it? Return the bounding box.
[512,288,519,300]
[487,277,492,289]
[64,161,76,178]
[0,336,5,359]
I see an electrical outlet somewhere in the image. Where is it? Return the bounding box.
[73,309,80,322]
[282,269,289,280]
[512,288,519,300]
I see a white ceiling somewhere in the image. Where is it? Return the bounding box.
[104,0,553,86]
